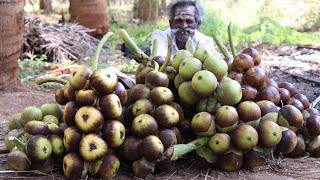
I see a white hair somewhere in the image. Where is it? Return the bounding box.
[166,0,205,21]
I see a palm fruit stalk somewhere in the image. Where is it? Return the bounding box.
[118,29,149,65]
[164,136,209,161]
[212,34,232,59]
[36,78,68,86]
[228,22,237,59]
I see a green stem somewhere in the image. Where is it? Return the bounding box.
[147,60,160,71]
[117,29,149,65]
[36,77,68,85]
[92,32,114,71]
[166,137,209,161]
[154,61,160,72]
[8,136,26,152]
[213,34,232,59]
[186,37,194,54]
[150,39,159,59]
[228,22,237,59]
[159,35,172,72]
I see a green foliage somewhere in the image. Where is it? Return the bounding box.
[237,17,320,46]
[199,0,320,49]
[20,54,48,67]
[198,12,230,48]
[118,60,139,73]
[110,23,153,49]
[18,54,52,82]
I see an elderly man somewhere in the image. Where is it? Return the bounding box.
[151,0,217,57]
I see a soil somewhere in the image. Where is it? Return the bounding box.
[0,45,319,180]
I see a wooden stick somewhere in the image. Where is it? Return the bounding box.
[21,65,76,81]
[279,69,320,85]
[297,45,320,50]
[0,149,9,154]
[278,58,291,67]
[0,170,48,176]
[311,94,320,108]
[49,40,78,59]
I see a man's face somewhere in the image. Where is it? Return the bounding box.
[170,5,200,43]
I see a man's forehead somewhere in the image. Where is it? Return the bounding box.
[173,5,196,18]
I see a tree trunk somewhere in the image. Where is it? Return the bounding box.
[133,0,139,19]
[0,0,24,90]
[159,0,166,17]
[136,0,159,24]
[69,0,109,39]
[40,0,52,13]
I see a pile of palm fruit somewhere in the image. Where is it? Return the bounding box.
[3,27,320,179]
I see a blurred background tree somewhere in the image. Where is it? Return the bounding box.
[40,0,52,13]
[69,0,109,38]
[133,0,159,25]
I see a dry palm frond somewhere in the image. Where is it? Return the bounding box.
[23,15,109,62]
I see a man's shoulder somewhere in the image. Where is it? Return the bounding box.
[195,30,213,41]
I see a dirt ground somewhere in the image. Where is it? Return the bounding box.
[0,45,319,180]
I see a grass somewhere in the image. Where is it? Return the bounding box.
[18,54,52,82]
[18,54,74,83]
[239,17,320,46]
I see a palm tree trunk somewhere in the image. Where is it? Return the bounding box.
[0,0,25,90]
[160,0,166,17]
[136,0,159,24]
[40,0,52,13]
[69,0,109,39]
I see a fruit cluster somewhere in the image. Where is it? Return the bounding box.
[6,65,129,179]
[162,43,320,172]
[56,65,127,179]
[4,30,320,179]
[121,61,187,178]
[5,103,65,173]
